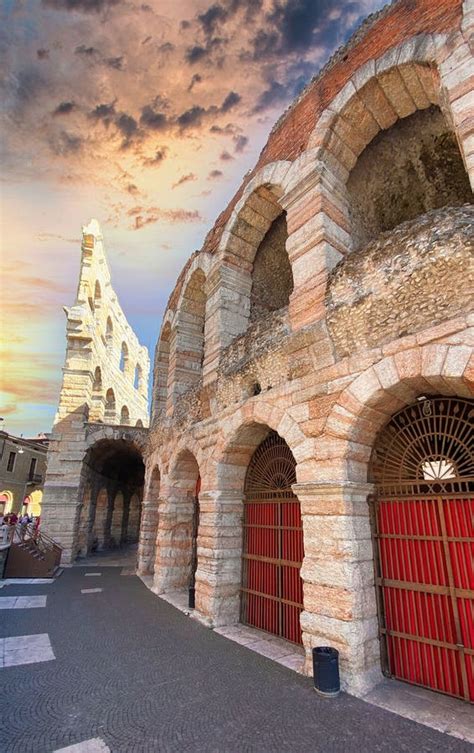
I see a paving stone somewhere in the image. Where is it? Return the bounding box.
[81,588,103,594]
[1,567,471,753]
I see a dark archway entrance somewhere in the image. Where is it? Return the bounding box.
[370,396,474,702]
[241,431,304,644]
[77,439,145,558]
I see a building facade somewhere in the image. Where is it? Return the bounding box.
[139,0,473,703]
[0,432,48,515]
[41,219,150,563]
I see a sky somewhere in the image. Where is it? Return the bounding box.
[0,0,385,437]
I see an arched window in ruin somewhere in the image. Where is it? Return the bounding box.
[120,342,128,372]
[250,211,293,322]
[104,388,116,421]
[94,280,102,308]
[153,321,171,417]
[120,405,130,425]
[134,363,142,390]
[135,419,144,427]
[344,97,472,249]
[170,269,207,404]
[106,316,113,347]
[92,366,102,392]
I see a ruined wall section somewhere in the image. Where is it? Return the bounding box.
[56,219,150,428]
[41,219,150,560]
[326,205,474,358]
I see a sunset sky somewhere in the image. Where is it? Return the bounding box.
[0,0,385,436]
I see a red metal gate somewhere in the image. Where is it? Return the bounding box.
[370,397,474,702]
[241,432,304,644]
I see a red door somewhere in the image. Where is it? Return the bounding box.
[241,432,304,644]
[371,397,474,702]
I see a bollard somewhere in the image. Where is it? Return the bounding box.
[312,647,340,697]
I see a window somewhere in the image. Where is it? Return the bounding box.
[7,451,16,472]
[29,458,37,481]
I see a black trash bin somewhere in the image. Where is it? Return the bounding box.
[312,647,340,697]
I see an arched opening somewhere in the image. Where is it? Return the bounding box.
[134,363,142,390]
[153,321,171,417]
[92,366,102,392]
[106,316,113,347]
[250,211,293,322]
[347,105,472,248]
[104,388,116,422]
[138,464,161,575]
[369,396,474,702]
[135,419,144,428]
[0,490,13,514]
[120,405,130,425]
[154,450,201,599]
[94,280,102,308]
[120,342,129,373]
[241,431,303,644]
[169,270,207,407]
[80,439,145,558]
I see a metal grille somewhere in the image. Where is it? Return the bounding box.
[370,397,474,702]
[241,431,304,644]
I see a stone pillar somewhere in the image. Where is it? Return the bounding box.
[194,490,244,627]
[110,491,124,546]
[153,488,192,594]
[93,489,108,550]
[202,265,252,385]
[294,481,382,696]
[282,164,351,330]
[137,499,160,575]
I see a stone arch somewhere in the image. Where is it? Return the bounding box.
[203,163,293,367]
[168,268,207,410]
[308,43,471,251]
[152,321,172,418]
[135,419,144,428]
[154,448,201,597]
[120,405,130,425]
[119,342,129,373]
[104,388,116,422]
[323,344,473,482]
[138,463,161,575]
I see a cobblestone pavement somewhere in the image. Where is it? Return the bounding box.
[2,567,472,753]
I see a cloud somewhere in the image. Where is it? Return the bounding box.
[37,49,50,60]
[177,105,207,129]
[75,44,98,56]
[172,172,197,189]
[233,134,248,152]
[53,101,76,116]
[221,90,241,112]
[253,80,287,113]
[104,55,124,70]
[185,45,208,64]
[89,102,116,123]
[41,0,122,13]
[188,73,202,91]
[140,106,168,131]
[49,131,83,155]
[115,113,138,139]
[127,205,203,229]
[142,147,168,166]
[220,150,233,161]
[208,169,223,179]
[198,4,228,37]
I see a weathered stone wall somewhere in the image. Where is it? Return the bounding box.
[41,221,150,562]
[250,213,293,321]
[143,0,474,699]
[347,106,472,248]
[326,205,474,357]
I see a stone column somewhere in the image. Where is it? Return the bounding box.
[153,488,192,594]
[137,499,160,575]
[194,490,244,627]
[202,265,252,385]
[282,163,351,330]
[294,481,382,696]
